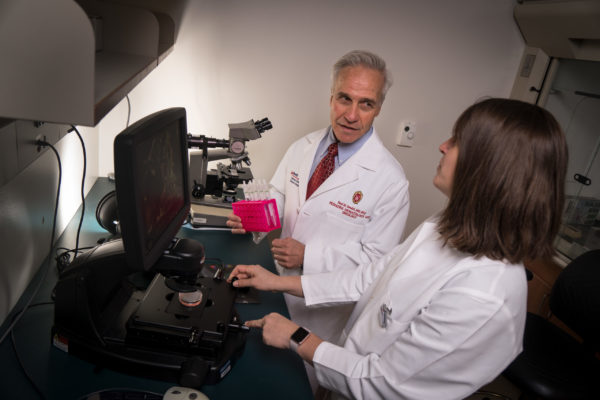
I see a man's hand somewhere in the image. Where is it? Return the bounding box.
[227,264,280,291]
[228,264,305,297]
[226,212,247,234]
[271,238,305,269]
[245,313,298,349]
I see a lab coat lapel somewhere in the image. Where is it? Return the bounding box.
[308,131,380,199]
[310,161,360,198]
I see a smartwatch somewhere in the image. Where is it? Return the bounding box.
[290,326,311,352]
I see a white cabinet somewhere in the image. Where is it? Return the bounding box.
[0,0,178,126]
[514,0,600,62]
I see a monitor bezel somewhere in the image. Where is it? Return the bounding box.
[113,107,190,272]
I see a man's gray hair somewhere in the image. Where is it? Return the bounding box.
[332,50,393,103]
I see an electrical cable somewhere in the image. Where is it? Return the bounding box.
[9,302,53,400]
[68,125,87,259]
[55,246,94,274]
[55,246,94,256]
[126,95,131,127]
[0,142,61,346]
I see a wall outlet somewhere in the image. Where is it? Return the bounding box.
[15,121,61,171]
[397,121,416,147]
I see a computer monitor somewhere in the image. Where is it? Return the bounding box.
[113,107,190,272]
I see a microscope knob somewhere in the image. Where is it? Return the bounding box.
[229,139,245,154]
[191,181,205,198]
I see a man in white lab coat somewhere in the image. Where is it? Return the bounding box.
[228,50,409,386]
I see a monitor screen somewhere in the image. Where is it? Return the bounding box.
[114,108,190,271]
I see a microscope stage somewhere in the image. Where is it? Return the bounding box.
[126,274,237,358]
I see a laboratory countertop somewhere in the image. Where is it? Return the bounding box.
[0,178,313,400]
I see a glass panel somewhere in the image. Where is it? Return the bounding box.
[542,59,600,262]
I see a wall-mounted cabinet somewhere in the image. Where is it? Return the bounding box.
[514,0,600,62]
[0,0,179,127]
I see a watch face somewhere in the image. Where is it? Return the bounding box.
[291,327,310,343]
[230,140,245,154]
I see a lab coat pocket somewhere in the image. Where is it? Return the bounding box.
[322,211,364,241]
[355,292,410,355]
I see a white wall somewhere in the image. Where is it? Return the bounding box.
[0,122,98,324]
[97,0,525,235]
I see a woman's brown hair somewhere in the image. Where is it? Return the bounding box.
[438,98,568,264]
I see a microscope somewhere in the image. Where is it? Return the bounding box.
[52,108,249,388]
[186,118,272,228]
[187,118,272,204]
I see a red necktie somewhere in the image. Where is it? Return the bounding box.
[306,142,338,199]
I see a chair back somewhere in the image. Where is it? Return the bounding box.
[550,249,600,353]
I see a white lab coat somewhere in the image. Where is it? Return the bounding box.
[270,127,409,344]
[302,215,527,400]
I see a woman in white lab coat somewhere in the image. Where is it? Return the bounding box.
[228,98,568,400]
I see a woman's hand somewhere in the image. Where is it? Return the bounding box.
[246,313,323,363]
[228,264,280,291]
[226,212,247,234]
[228,264,305,297]
[245,313,298,349]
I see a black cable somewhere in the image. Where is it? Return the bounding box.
[0,142,61,346]
[9,302,53,400]
[68,125,87,259]
[55,246,94,274]
[55,246,94,256]
[126,95,131,127]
